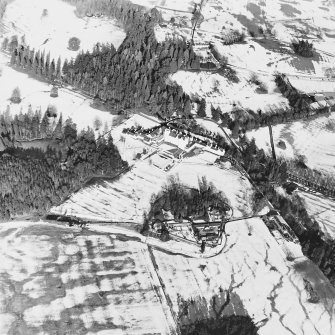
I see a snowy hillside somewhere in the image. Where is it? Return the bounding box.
[1,0,335,334]
[0,52,117,131]
[51,157,254,222]
[150,0,335,116]
[0,0,126,60]
[153,216,335,335]
[0,222,175,335]
[298,190,335,240]
[1,220,334,335]
[169,69,289,112]
[247,113,335,175]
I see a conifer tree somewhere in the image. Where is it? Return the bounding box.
[40,111,50,137]
[197,98,206,117]
[33,50,40,74]
[45,52,50,77]
[39,51,45,76]
[56,57,61,79]
[50,59,56,79]
[28,48,35,70]
[53,113,63,139]
[10,87,21,104]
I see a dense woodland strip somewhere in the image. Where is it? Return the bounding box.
[0,112,127,221]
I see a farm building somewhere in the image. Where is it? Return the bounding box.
[166,147,184,160]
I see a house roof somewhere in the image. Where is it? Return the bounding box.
[167,147,184,158]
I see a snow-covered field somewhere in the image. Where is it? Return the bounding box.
[0,221,175,334]
[247,113,335,175]
[298,190,335,240]
[51,155,254,222]
[156,0,335,116]
[169,69,289,113]
[1,220,334,335]
[153,217,335,335]
[0,52,116,131]
[0,0,126,60]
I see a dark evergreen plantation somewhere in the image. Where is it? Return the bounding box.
[3,0,201,118]
[0,112,127,221]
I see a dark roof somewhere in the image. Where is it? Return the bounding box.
[167,147,184,157]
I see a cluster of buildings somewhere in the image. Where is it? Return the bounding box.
[309,93,335,112]
[277,74,335,112]
[124,123,225,171]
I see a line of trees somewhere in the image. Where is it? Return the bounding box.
[287,159,335,197]
[0,106,66,146]
[4,42,63,80]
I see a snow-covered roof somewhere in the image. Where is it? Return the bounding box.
[152,154,172,170]
[289,77,335,94]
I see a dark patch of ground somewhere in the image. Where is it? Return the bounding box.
[280,3,302,17]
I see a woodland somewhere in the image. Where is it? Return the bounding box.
[0,111,127,220]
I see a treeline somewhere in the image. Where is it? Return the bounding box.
[148,176,230,223]
[169,118,230,149]
[0,119,127,220]
[219,138,288,185]
[2,39,63,81]
[214,73,328,136]
[287,159,335,197]
[211,102,329,139]
[0,107,64,146]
